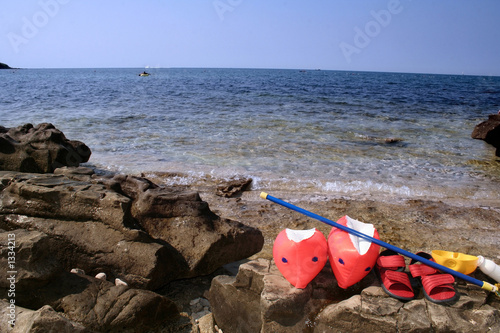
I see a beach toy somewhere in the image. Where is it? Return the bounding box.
[273,228,328,289]
[431,250,478,275]
[477,256,500,283]
[260,192,500,297]
[328,216,380,288]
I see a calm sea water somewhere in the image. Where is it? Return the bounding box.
[1,68,499,206]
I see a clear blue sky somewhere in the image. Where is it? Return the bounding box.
[1,0,499,76]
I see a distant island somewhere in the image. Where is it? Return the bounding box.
[0,62,13,69]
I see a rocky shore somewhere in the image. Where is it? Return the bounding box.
[0,62,13,70]
[1,123,500,332]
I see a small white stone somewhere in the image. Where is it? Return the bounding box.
[95,272,107,280]
[115,278,128,286]
[70,268,85,275]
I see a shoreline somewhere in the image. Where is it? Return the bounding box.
[142,171,500,262]
[96,162,500,211]
[80,160,500,262]
[139,167,500,209]
[2,165,499,331]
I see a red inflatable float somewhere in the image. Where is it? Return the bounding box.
[273,228,328,289]
[328,215,380,289]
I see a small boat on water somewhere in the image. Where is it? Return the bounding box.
[139,71,150,77]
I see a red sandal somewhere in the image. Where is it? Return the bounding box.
[375,249,415,301]
[409,252,459,304]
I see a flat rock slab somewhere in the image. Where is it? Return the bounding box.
[209,258,500,332]
[0,169,264,291]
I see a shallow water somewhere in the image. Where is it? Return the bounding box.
[1,68,499,206]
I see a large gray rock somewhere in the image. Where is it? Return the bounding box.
[131,187,264,277]
[472,114,500,156]
[0,169,264,288]
[0,123,91,173]
[209,259,500,333]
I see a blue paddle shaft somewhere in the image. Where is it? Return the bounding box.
[262,192,486,288]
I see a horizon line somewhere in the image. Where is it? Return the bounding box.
[4,66,499,78]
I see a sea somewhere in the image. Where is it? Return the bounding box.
[1,68,499,207]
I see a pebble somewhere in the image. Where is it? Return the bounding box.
[191,298,212,313]
[70,268,85,275]
[95,272,107,280]
[199,298,210,308]
[115,278,128,286]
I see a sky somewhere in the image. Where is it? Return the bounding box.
[1,0,499,76]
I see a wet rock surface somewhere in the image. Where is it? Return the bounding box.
[215,177,252,198]
[472,114,500,156]
[197,190,500,263]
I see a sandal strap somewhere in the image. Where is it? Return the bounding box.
[409,263,439,277]
[384,270,412,289]
[377,255,406,270]
[421,274,455,293]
